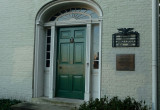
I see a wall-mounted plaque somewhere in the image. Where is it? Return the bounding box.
[116,54,135,71]
[112,28,139,47]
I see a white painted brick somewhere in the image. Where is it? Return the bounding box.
[94,0,152,106]
[0,0,51,101]
[0,0,153,107]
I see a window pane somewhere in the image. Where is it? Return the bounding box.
[46,29,51,68]
[49,8,98,21]
[47,29,51,36]
[92,24,99,69]
[47,37,51,43]
[46,60,50,67]
[47,45,50,51]
[46,52,50,59]
[93,61,99,69]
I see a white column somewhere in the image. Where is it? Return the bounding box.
[34,21,44,98]
[98,20,103,99]
[49,25,56,98]
[33,24,40,98]
[85,23,92,101]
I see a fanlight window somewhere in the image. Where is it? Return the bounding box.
[49,8,99,21]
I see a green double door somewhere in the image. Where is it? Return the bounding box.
[56,27,86,99]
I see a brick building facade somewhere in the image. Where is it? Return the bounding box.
[0,0,159,109]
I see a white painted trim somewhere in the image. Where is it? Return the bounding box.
[44,19,100,27]
[53,28,57,98]
[36,21,44,26]
[34,24,45,97]
[33,24,40,97]
[34,0,103,100]
[36,0,103,22]
[49,26,56,98]
[84,23,92,101]
[34,23,102,99]
[98,20,102,99]
[56,20,91,26]
[44,21,56,27]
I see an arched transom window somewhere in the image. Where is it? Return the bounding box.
[49,8,99,21]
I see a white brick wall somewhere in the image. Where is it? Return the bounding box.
[0,0,51,101]
[0,0,153,106]
[95,0,152,105]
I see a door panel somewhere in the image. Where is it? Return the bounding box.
[56,27,86,99]
[60,43,70,63]
[74,43,84,64]
[60,30,71,39]
[59,75,69,91]
[72,75,83,91]
[75,30,85,38]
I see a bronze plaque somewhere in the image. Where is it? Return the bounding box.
[116,54,135,71]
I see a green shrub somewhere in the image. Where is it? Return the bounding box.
[77,96,150,110]
[0,99,21,110]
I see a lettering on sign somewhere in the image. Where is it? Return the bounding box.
[112,28,139,47]
[116,54,135,71]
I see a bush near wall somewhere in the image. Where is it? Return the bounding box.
[0,99,21,110]
[77,96,151,110]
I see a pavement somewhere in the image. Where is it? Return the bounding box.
[12,102,76,110]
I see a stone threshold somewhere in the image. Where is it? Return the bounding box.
[12,97,84,110]
[11,103,73,110]
[32,97,84,107]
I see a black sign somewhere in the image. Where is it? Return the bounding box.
[112,28,139,47]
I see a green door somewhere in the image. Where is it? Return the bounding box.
[56,27,86,99]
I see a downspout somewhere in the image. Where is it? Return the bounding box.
[152,0,158,110]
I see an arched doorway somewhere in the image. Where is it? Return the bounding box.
[34,0,103,101]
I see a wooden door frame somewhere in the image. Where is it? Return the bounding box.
[34,19,102,101]
[45,20,102,101]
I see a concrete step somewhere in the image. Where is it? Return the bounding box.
[31,97,84,108]
[11,102,74,110]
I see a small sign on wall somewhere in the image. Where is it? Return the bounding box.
[116,54,135,71]
[112,28,139,47]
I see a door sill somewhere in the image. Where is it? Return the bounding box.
[32,97,84,108]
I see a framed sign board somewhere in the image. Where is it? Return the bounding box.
[112,28,139,47]
[116,54,135,71]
